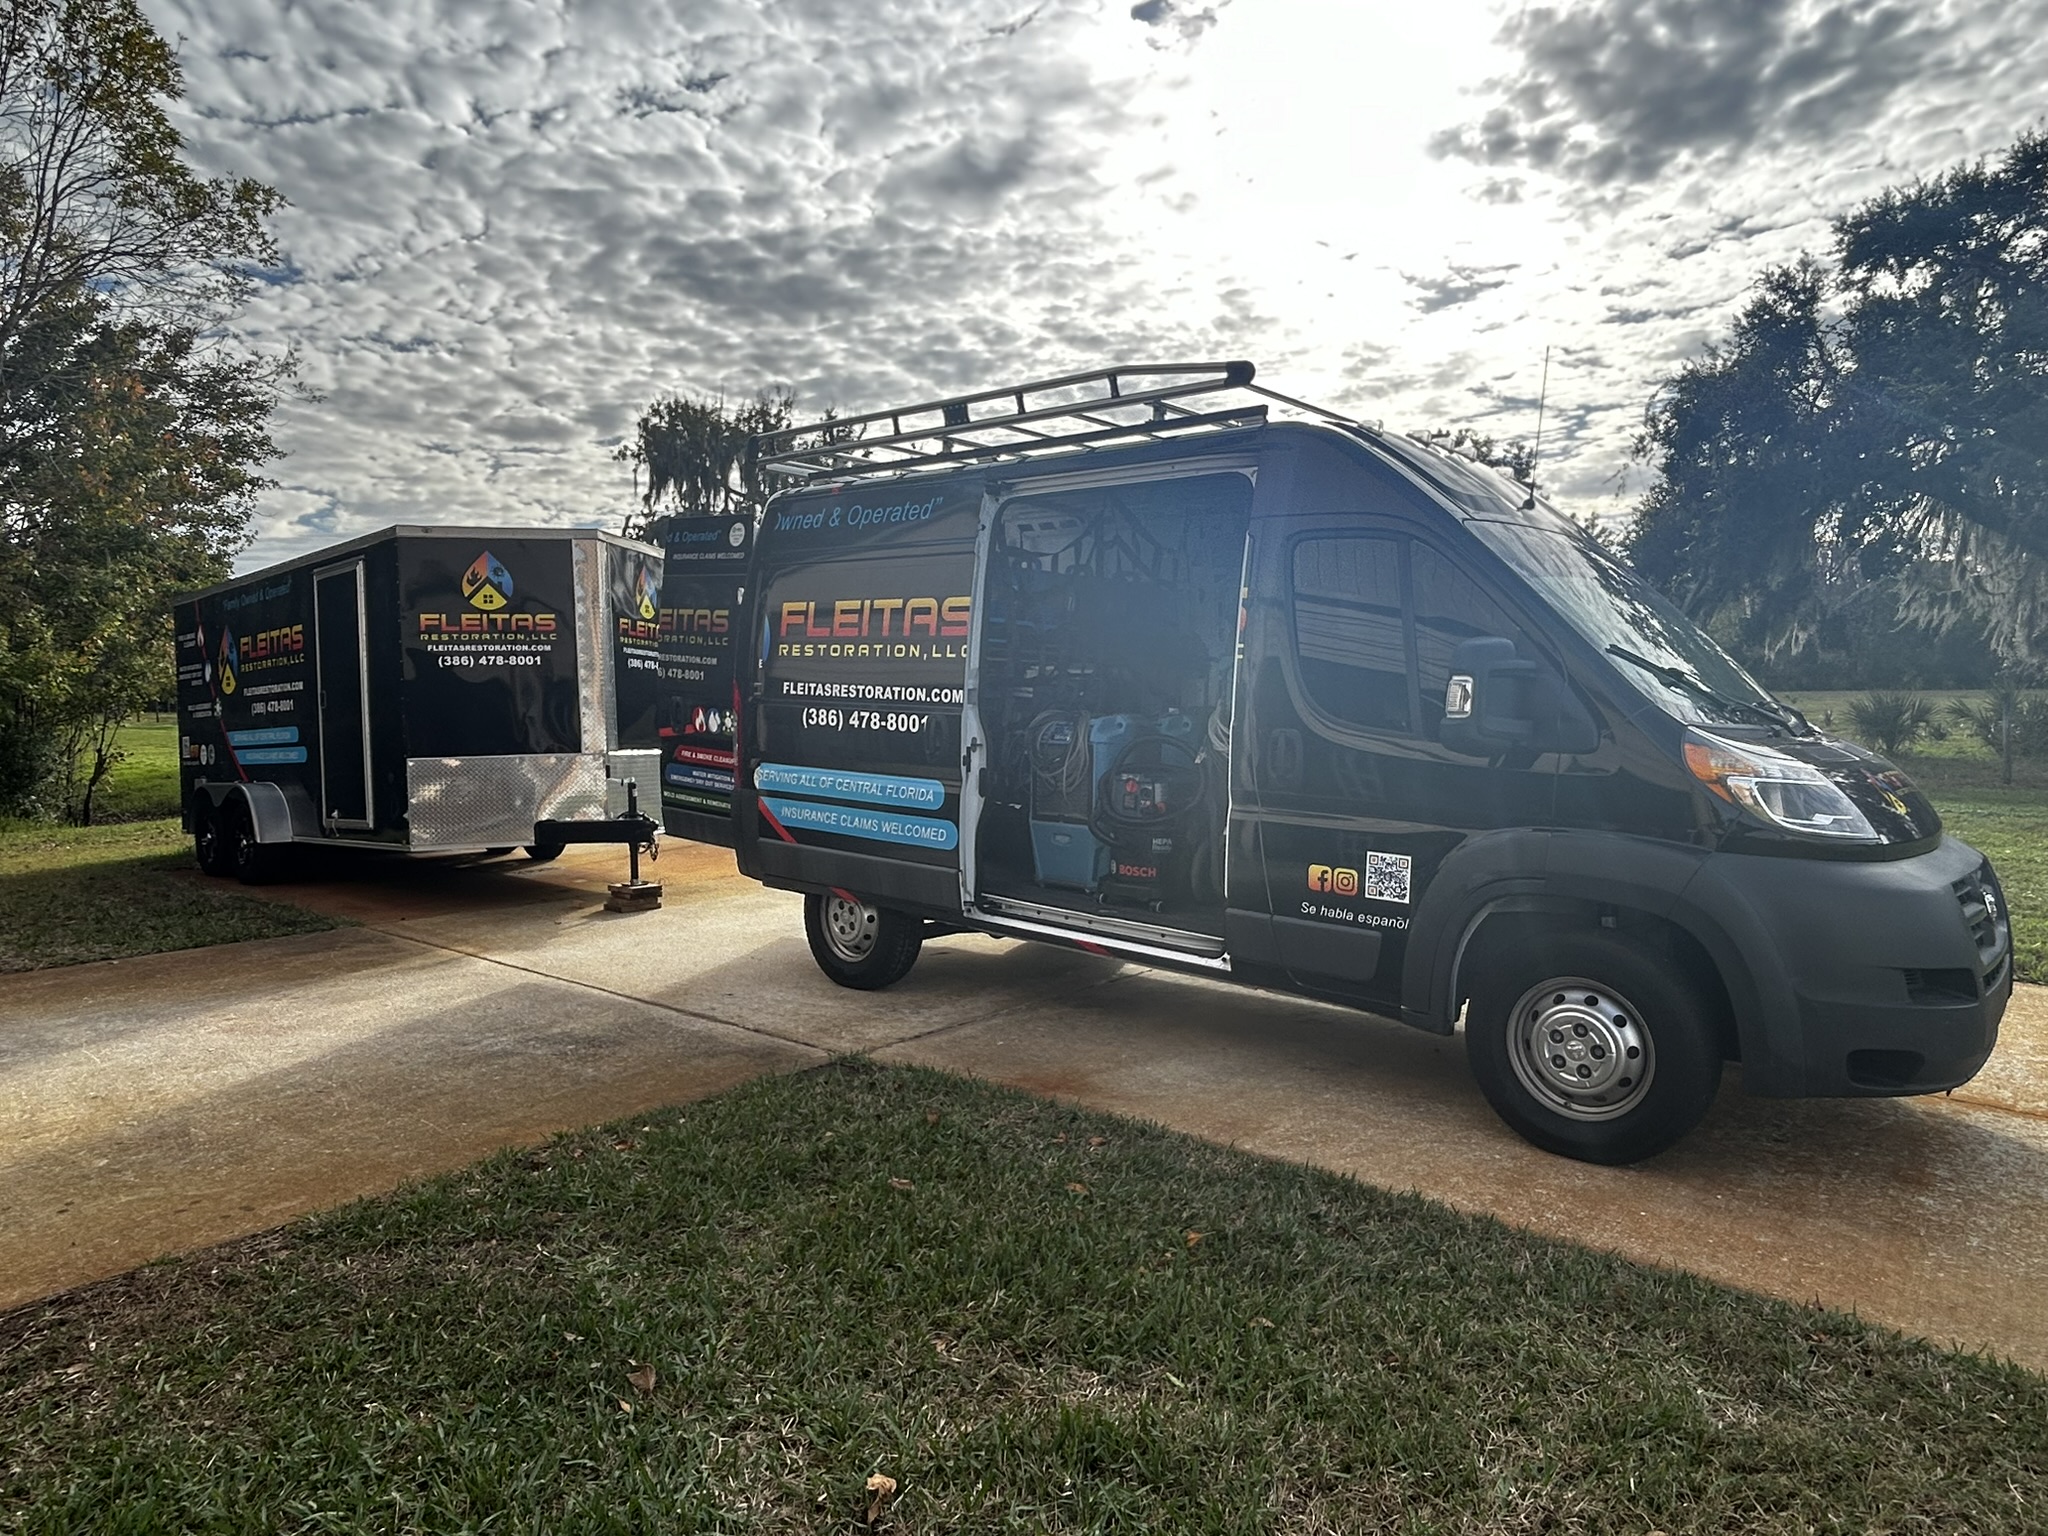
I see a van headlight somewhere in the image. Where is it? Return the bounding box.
[1682,730,1879,841]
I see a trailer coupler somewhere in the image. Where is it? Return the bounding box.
[533,780,663,912]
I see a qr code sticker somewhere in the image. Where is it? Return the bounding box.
[1364,851,1412,904]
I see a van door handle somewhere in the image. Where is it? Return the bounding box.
[1267,728,1303,791]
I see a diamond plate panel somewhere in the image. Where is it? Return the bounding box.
[405,754,611,848]
[605,749,662,816]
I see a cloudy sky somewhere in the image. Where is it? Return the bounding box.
[143,0,2048,570]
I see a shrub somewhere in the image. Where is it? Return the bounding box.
[1845,691,1933,756]
[1945,692,2048,759]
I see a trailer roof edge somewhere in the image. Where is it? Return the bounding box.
[171,524,655,605]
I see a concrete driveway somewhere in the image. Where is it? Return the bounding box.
[4,840,2046,1372]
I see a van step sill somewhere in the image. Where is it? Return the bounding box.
[976,894,1227,957]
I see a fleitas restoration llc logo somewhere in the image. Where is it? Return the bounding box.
[419,551,558,638]
[417,549,560,668]
[774,594,971,662]
[462,550,515,611]
[618,564,665,645]
[217,628,240,695]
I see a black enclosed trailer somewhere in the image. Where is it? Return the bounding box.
[655,361,2014,1166]
[650,510,752,848]
[174,525,663,880]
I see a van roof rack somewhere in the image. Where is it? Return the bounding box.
[750,360,1368,486]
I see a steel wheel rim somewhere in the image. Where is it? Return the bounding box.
[1504,975,1656,1121]
[195,817,221,868]
[822,895,880,963]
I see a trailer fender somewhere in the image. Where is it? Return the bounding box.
[194,780,298,843]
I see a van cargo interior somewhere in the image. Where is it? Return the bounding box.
[975,472,1253,937]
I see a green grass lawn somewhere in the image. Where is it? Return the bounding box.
[0,817,341,972]
[1,1063,2040,1533]
[91,714,182,822]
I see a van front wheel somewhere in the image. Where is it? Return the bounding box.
[804,892,922,990]
[1466,931,1721,1165]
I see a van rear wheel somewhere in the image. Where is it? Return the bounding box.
[804,892,922,990]
[1466,930,1721,1165]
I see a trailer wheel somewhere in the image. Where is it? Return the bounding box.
[1465,930,1721,1165]
[225,800,290,886]
[804,892,923,990]
[192,803,232,878]
[523,842,563,863]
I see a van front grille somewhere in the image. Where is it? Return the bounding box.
[1951,864,2007,968]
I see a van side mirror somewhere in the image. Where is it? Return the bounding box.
[1440,636,1598,757]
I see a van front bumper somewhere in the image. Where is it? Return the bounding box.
[1684,835,2010,1098]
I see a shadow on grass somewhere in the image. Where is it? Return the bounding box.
[0,845,342,972]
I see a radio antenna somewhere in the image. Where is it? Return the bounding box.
[1522,345,1550,510]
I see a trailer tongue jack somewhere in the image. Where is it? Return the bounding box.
[533,779,664,913]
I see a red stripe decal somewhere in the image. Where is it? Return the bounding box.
[757,797,856,903]
[757,798,796,843]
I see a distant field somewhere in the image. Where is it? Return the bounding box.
[93,715,182,821]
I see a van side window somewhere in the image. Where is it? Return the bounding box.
[1410,542,1531,735]
[1291,536,1411,734]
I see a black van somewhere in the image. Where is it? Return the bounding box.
[660,362,2010,1164]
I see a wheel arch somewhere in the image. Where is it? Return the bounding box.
[1450,902,1741,1060]
[1402,831,1778,1076]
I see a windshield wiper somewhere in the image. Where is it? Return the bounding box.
[1604,645,1809,734]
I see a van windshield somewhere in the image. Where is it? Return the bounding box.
[1466,519,1798,731]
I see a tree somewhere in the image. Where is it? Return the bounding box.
[0,0,286,820]
[1627,259,1854,658]
[1627,133,2048,679]
[613,389,856,542]
[1419,426,1538,487]
[613,389,795,542]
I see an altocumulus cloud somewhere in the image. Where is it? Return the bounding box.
[138,0,2048,564]
[145,0,1251,564]
[1433,0,2048,188]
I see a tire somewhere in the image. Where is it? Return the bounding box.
[1465,929,1722,1165]
[523,842,564,863]
[803,892,923,990]
[193,803,232,878]
[225,800,289,885]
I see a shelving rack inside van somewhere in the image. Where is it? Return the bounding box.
[750,360,1366,486]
